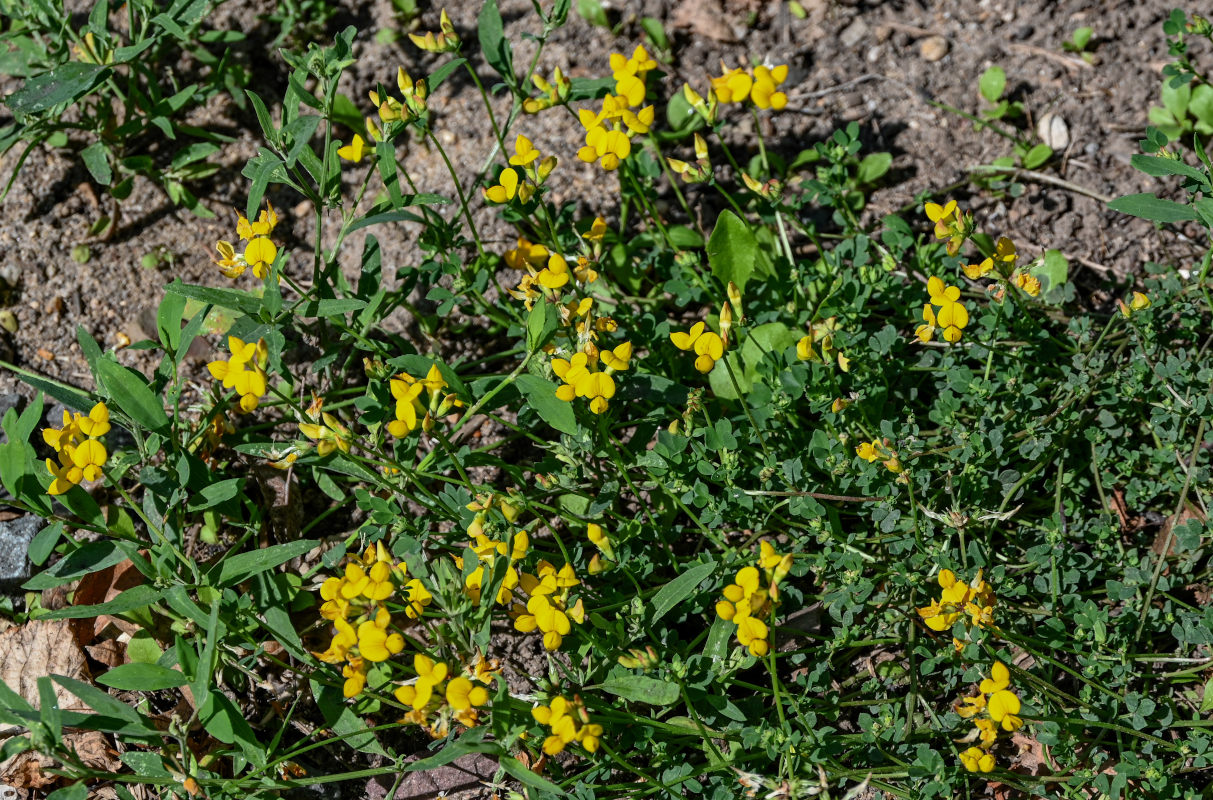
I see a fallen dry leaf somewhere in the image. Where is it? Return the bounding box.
[671,0,738,42]
[69,558,147,645]
[85,638,126,669]
[0,619,89,734]
[0,749,56,789]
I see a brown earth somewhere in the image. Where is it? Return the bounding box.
[0,0,1203,797]
[0,0,1200,402]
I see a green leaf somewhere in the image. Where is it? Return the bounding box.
[80,141,112,185]
[24,540,132,590]
[53,674,149,726]
[1162,81,1192,121]
[96,358,169,433]
[313,680,386,755]
[526,301,556,352]
[979,66,1006,104]
[1108,193,1198,223]
[28,521,62,566]
[599,675,680,706]
[346,201,449,233]
[477,0,514,81]
[649,560,716,625]
[6,63,109,116]
[156,289,186,352]
[185,478,243,511]
[707,209,757,293]
[165,278,262,316]
[856,152,892,184]
[200,692,266,768]
[39,585,165,619]
[97,663,188,691]
[516,374,578,436]
[1034,249,1069,304]
[211,539,317,588]
[500,755,568,796]
[1020,144,1053,170]
[1130,154,1211,186]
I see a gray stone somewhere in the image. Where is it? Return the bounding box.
[0,515,42,589]
[838,18,869,49]
[0,393,21,444]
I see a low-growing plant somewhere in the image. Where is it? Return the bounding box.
[0,0,252,224]
[3,4,1213,800]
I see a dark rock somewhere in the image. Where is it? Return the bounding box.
[0,515,42,590]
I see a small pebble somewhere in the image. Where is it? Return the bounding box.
[37,348,55,361]
[920,36,949,62]
[839,18,869,48]
[1037,112,1070,151]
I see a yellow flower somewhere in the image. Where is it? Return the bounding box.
[959,746,995,773]
[207,337,269,413]
[670,321,725,373]
[750,64,789,110]
[599,341,632,372]
[1013,272,1041,297]
[337,134,367,163]
[388,375,425,437]
[484,167,533,204]
[508,134,541,167]
[711,65,753,103]
[1130,291,1150,311]
[213,240,244,278]
[236,204,279,240]
[923,200,969,255]
[299,411,352,457]
[446,676,489,711]
[243,236,278,279]
[356,613,404,662]
[987,689,1023,730]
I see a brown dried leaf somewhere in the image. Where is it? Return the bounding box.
[1152,502,1207,559]
[85,638,126,669]
[671,0,738,42]
[0,750,56,789]
[66,730,119,772]
[0,620,89,734]
[69,558,146,645]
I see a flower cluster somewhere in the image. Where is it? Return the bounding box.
[314,543,432,697]
[963,236,1040,298]
[915,569,997,649]
[1119,290,1152,317]
[505,238,599,310]
[454,529,530,606]
[586,522,614,573]
[796,316,850,371]
[956,661,1025,773]
[393,653,493,733]
[524,68,571,114]
[511,560,585,651]
[214,204,279,280]
[371,67,428,124]
[924,200,972,256]
[915,276,969,344]
[388,364,462,437]
[576,47,656,170]
[666,133,712,183]
[855,438,903,473]
[207,336,270,413]
[532,695,602,755]
[715,541,792,657]
[298,400,352,457]
[484,135,556,204]
[552,341,631,415]
[671,316,727,373]
[709,62,789,110]
[42,402,110,496]
[408,8,460,53]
